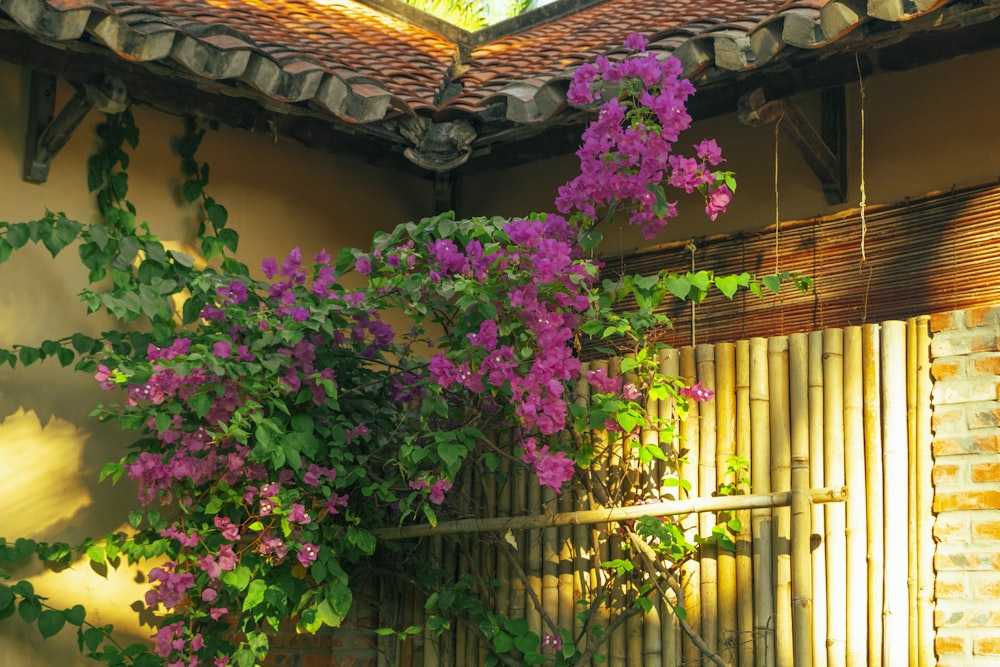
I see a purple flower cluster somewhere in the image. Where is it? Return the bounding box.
[560,36,732,238]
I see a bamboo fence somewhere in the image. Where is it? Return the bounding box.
[373,318,934,667]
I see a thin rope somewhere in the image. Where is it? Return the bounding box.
[687,240,697,347]
[856,54,872,322]
[774,116,782,276]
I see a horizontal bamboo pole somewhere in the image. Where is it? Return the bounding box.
[374,487,848,539]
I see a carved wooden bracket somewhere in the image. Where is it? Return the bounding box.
[23,72,129,183]
[738,87,847,205]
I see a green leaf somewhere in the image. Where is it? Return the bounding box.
[0,585,13,612]
[243,578,266,611]
[0,238,12,264]
[493,631,514,653]
[7,224,29,249]
[578,228,603,251]
[715,274,739,299]
[38,609,66,638]
[17,347,40,366]
[234,648,257,667]
[18,598,40,623]
[86,545,105,563]
[206,202,228,230]
[182,179,203,203]
[762,275,782,294]
[514,632,539,654]
[65,605,85,627]
[665,275,690,300]
[81,626,105,653]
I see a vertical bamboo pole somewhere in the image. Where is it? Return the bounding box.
[789,334,812,667]
[905,319,918,666]
[823,329,846,667]
[808,332,828,667]
[862,324,884,667]
[750,337,775,667]
[454,538,468,667]
[659,348,681,665]
[697,343,720,659]
[542,483,560,646]
[736,339,754,667]
[510,459,529,627]
[881,321,909,666]
[679,345,702,666]
[716,342,738,664]
[527,470,544,639]
[442,537,457,667]
[574,366,593,667]
[643,374,664,667]
[496,436,513,620]
[422,536,444,667]
[913,316,934,667]
[609,356,627,667]
[557,486,574,642]
[842,327,868,667]
[589,361,611,665]
[623,358,644,667]
[768,337,792,667]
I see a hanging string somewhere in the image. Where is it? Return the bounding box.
[856,53,872,322]
[774,116,782,276]
[687,240,697,347]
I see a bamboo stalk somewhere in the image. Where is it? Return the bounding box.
[843,327,868,667]
[823,329,847,667]
[735,339,754,667]
[808,332,828,667]
[609,356,626,667]
[659,348,681,666]
[881,321,909,666]
[768,337,793,667]
[373,488,849,538]
[422,536,444,667]
[623,355,644,667]
[697,343,720,659]
[441,537,457,667]
[862,324,884,667]
[789,333,812,667]
[510,458,528,627]
[642,371,663,666]
[750,337,775,667]
[679,345,701,667]
[527,466,544,639]
[574,365,592,666]
[905,319,918,666]
[542,484,560,647]
[716,342,738,664]
[913,316,934,667]
[496,437,513,619]
[589,360,611,665]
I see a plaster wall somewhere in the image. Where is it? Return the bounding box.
[461,48,1000,255]
[0,60,431,665]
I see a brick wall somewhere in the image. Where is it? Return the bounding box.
[930,305,1000,664]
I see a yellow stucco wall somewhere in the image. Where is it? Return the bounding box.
[0,60,432,665]
[461,49,1000,254]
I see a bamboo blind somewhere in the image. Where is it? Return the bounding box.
[377,317,934,667]
[603,181,1000,349]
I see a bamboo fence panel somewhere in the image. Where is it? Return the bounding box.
[715,341,738,663]
[380,315,936,667]
[735,339,754,667]
[807,331,828,667]
[788,333,812,667]
[842,327,868,667]
[823,329,847,667]
[913,316,934,667]
[767,337,793,667]
[862,324,884,667]
[881,321,909,666]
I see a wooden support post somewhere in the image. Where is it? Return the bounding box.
[737,87,848,205]
[23,71,128,183]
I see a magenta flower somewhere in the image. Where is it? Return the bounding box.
[212,341,231,359]
[429,479,452,505]
[297,542,319,568]
[210,607,229,621]
[94,364,116,391]
[287,503,311,524]
[623,33,648,52]
[705,185,732,221]
[680,381,715,403]
[541,632,563,650]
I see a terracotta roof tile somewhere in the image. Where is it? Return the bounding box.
[0,0,983,165]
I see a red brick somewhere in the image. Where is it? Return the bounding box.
[974,356,1000,376]
[932,334,1000,358]
[973,521,1000,540]
[974,575,1000,597]
[968,306,1000,329]
[933,408,967,436]
[973,462,1000,482]
[933,361,962,381]
[931,311,960,333]
[934,464,962,485]
[935,490,1000,512]
[936,574,967,598]
[974,636,1000,655]
[936,635,966,654]
[971,409,1000,429]
[936,551,1000,571]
